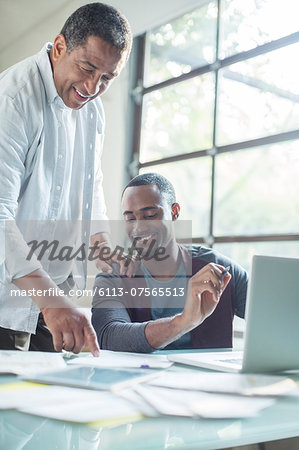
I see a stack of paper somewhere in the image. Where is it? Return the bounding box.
[0,350,66,375]
[67,349,173,369]
[148,372,299,396]
[0,382,143,424]
[1,350,298,423]
[128,384,276,418]
[119,371,299,419]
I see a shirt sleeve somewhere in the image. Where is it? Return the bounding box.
[231,263,248,318]
[91,270,155,353]
[0,96,42,283]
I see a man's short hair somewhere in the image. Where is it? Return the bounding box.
[60,2,132,56]
[123,173,176,207]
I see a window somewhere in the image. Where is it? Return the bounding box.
[129,0,299,271]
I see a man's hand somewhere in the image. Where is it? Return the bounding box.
[144,263,231,349]
[13,268,100,356]
[41,306,100,355]
[90,232,140,277]
[180,263,231,332]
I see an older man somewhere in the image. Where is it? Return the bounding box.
[0,3,132,353]
[92,173,248,352]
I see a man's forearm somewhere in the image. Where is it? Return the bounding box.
[144,314,188,349]
[92,307,154,353]
[13,268,74,309]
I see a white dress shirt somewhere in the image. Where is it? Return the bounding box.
[0,43,109,332]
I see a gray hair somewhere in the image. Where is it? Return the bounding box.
[60,2,132,57]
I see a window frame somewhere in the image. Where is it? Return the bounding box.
[129,1,299,249]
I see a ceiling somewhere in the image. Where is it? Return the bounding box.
[0,0,206,70]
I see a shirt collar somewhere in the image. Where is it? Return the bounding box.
[36,42,66,107]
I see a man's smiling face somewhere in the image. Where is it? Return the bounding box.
[50,34,127,109]
[121,184,175,259]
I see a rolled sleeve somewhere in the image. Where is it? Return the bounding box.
[91,270,155,353]
[0,97,42,282]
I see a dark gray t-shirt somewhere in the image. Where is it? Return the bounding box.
[141,261,192,349]
[91,245,248,353]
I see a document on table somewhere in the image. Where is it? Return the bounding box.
[68,350,173,369]
[132,384,275,418]
[148,372,299,397]
[0,381,143,424]
[22,366,163,391]
[0,350,66,375]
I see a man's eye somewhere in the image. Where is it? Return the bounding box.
[145,214,158,219]
[81,67,93,73]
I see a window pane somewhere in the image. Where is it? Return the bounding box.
[216,43,299,146]
[214,241,299,273]
[145,1,217,87]
[140,157,212,237]
[214,141,299,235]
[140,74,215,163]
[219,0,299,59]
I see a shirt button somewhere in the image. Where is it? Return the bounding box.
[90,113,93,120]
[86,203,89,209]
[89,143,93,150]
[58,154,63,159]
[56,185,61,191]
[88,174,92,180]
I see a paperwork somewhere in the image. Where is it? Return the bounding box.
[68,350,173,369]
[0,379,276,422]
[22,366,163,391]
[0,350,66,375]
[149,372,299,397]
[132,384,275,418]
[1,350,297,423]
[0,382,142,424]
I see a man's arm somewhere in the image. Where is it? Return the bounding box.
[91,268,154,352]
[14,268,100,356]
[0,97,99,355]
[92,263,230,352]
[144,263,231,349]
[92,304,154,353]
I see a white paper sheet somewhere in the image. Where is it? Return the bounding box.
[149,372,299,396]
[0,350,66,375]
[133,385,275,418]
[68,350,173,369]
[0,382,142,423]
[115,388,159,417]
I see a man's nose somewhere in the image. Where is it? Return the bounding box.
[133,220,151,236]
[84,75,101,97]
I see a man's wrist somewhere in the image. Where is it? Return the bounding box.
[176,310,198,334]
[171,313,189,337]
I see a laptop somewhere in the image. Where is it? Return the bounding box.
[168,255,299,373]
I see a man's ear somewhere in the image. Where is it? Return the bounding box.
[171,203,180,221]
[51,34,68,63]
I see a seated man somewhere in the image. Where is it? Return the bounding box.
[92,173,248,352]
